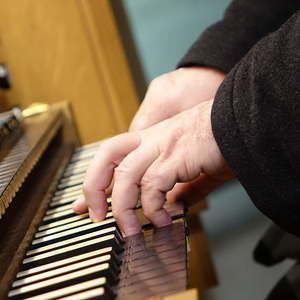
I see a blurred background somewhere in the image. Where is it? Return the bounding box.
[121,1,293,299]
[0,1,294,299]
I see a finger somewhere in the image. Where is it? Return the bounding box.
[72,173,114,214]
[167,173,227,206]
[83,133,140,222]
[140,157,177,228]
[72,195,88,213]
[72,182,113,214]
[112,143,159,236]
[73,180,114,215]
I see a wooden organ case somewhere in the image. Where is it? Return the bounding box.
[0,104,210,300]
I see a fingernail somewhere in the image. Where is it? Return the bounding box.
[88,207,100,222]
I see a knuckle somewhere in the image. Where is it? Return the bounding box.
[141,170,166,193]
[149,76,161,88]
[147,74,181,107]
[114,163,131,181]
[149,75,168,91]
[141,172,156,189]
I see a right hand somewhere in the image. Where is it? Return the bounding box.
[74,100,233,236]
[129,66,225,132]
[129,66,228,206]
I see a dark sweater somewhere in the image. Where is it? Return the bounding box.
[178,2,300,236]
[178,0,300,73]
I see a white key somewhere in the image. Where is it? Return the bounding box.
[9,263,110,297]
[42,208,76,222]
[70,151,94,163]
[37,212,113,238]
[23,278,106,300]
[74,141,101,153]
[38,214,89,231]
[50,194,80,206]
[13,255,111,287]
[27,227,116,256]
[65,161,90,172]
[60,287,106,300]
[60,173,85,184]
[46,203,73,215]
[58,178,84,190]
[23,234,116,264]
[54,185,82,197]
[17,247,113,278]
[63,166,87,178]
[32,220,116,246]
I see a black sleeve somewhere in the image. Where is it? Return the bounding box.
[211,11,300,236]
[177,0,300,73]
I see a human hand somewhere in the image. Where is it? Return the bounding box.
[73,99,233,236]
[129,66,225,132]
[84,67,225,204]
[129,66,226,205]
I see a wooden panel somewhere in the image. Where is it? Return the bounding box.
[0,0,139,144]
[109,0,147,100]
[78,0,140,132]
[186,214,217,295]
[164,289,198,300]
[147,289,198,300]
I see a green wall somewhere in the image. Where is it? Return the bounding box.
[122,0,231,82]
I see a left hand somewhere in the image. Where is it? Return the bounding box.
[73,99,233,236]
[129,67,225,132]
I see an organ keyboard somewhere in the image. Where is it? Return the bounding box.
[0,104,200,300]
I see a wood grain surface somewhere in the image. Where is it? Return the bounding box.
[0,0,139,144]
